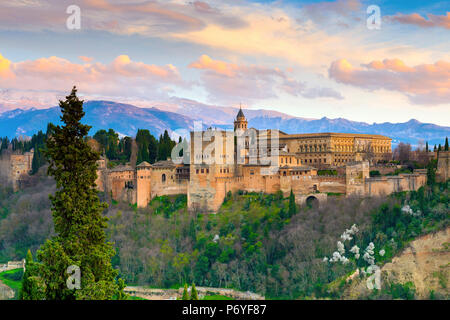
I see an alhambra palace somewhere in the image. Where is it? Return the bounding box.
[1,108,449,212]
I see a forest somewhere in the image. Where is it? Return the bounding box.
[0,165,447,299]
[0,127,179,173]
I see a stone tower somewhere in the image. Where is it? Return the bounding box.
[234,105,248,131]
[436,151,449,182]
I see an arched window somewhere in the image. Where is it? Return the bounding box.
[162,174,166,183]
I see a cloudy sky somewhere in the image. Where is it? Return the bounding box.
[0,0,449,125]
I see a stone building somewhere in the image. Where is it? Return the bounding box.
[96,108,430,212]
[0,148,34,191]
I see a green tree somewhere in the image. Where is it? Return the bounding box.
[427,160,436,186]
[182,283,189,300]
[31,149,41,174]
[190,283,198,300]
[20,250,46,300]
[288,189,297,218]
[34,87,124,300]
[445,137,449,151]
[425,141,429,152]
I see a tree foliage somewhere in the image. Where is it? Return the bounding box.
[21,87,124,300]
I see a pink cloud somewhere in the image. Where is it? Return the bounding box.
[79,56,94,63]
[387,12,450,29]
[0,53,185,101]
[329,58,450,105]
[189,55,342,103]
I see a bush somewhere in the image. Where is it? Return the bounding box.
[369,170,381,177]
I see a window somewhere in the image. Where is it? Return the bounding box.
[196,169,199,174]
[162,174,166,183]
[201,169,204,173]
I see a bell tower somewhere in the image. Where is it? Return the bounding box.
[234,105,248,131]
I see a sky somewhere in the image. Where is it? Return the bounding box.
[0,0,449,125]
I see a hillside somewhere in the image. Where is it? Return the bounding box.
[341,227,449,299]
[0,169,448,299]
[1,100,448,146]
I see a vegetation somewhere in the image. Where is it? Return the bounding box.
[317,170,338,176]
[1,176,447,299]
[369,170,381,177]
[190,283,198,300]
[203,294,233,300]
[182,283,189,300]
[0,268,23,297]
[20,87,125,300]
[0,125,448,300]
[136,129,176,165]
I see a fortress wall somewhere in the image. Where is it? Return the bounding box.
[106,169,136,203]
[317,176,347,194]
[365,174,427,197]
[241,166,269,193]
[95,169,105,192]
[264,174,280,194]
[150,167,188,199]
[365,178,394,196]
[437,151,450,182]
[290,175,316,195]
[188,166,219,212]
[0,153,11,184]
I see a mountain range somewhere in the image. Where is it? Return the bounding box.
[0,100,448,147]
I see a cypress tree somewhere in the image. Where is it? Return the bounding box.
[182,283,189,300]
[426,161,436,186]
[20,250,41,300]
[31,150,41,174]
[425,141,429,152]
[190,283,198,300]
[445,137,449,151]
[288,189,297,217]
[33,87,124,300]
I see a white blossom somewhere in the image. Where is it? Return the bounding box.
[379,249,385,256]
[340,256,349,264]
[350,245,360,259]
[337,241,345,255]
[323,257,328,262]
[340,224,359,242]
[401,204,421,217]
